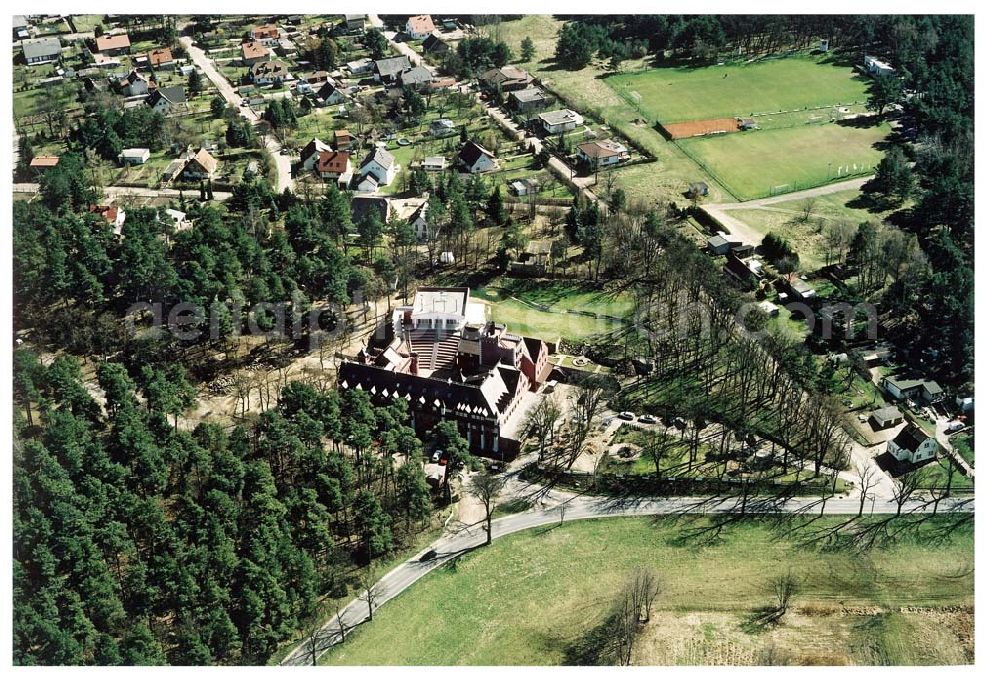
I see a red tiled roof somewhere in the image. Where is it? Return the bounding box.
[242,41,269,60]
[147,47,173,66]
[96,33,131,51]
[317,151,351,174]
[407,15,435,34]
[253,24,279,40]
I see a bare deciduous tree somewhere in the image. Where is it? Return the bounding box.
[856,459,880,517]
[470,472,506,545]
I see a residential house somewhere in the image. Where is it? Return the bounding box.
[886,423,938,464]
[299,70,329,85]
[421,156,449,171]
[342,14,366,32]
[351,196,391,225]
[145,86,187,115]
[864,55,895,77]
[422,32,451,55]
[163,208,192,232]
[456,140,498,174]
[787,278,817,301]
[355,174,381,194]
[723,252,764,289]
[508,86,549,114]
[346,57,374,76]
[299,138,333,172]
[249,60,288,86]
[315,79,350,106]
[357,145,399,187]
[294,79,315,95]
[117,70,149,96]
[405,15,436,40]
[315,151,353,187]
[147,48,173,70]
[537,108,584,134]
[374,56,412,84]
[161,158,187,183]
[333,129,354,150]
[870,405,904,430]
[479,65,533,93]
[756,301,780,317]
[96,33,131,56]
[182,148,218,180]
[118,148,150,165]
[251,24,281,46]
[89,204,126,234]
[21,37,61,65]
[400,65,434,89]
[576,139,630,168]
[29,155,60,171]
[389,197,431,240]
[882,376,945,405]
[429,118,455,137]
[241,41,270,65]
[13,15,29,41]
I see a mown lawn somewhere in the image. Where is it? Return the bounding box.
[678,121,889,200]
[470,280,635,343]
[322,515,973,665]
[606,55,870,123]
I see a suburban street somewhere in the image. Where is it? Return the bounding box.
[280,484,972,666]
[180,36,294,192]
[13,183,234,202]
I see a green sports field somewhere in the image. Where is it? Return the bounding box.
[608,55,870,123]
[678,121,890,200]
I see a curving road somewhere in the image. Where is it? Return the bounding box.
[180,36,294,193]
[280,488,972,665]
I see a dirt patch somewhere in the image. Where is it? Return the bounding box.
[665,117,741,139]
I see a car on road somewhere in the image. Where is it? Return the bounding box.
[618,411,636,421]
[946,421,966,434]
[638,414,658,424]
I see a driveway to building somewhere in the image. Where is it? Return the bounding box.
[280,484,971,665]
[180,36,294,193]
[701,176,872,245]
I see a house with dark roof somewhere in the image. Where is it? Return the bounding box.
[374,56,412,84]
[299,138,333,172]
[343,14,366,32]
[479,65,533,93]
[422,33,451,55]
[456,140,498,174]
[882,376,944,404]
[145,86,187,115]
[316,79,350,106]
[117,70,149,96]
[22,37,61,64]
[400,65,434,89]
[886,423,938,464]
[870,405,903,429]
[508,86,550,114]
[351,196,391,225]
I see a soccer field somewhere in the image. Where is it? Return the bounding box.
[608,55,870,123]
[678,121,890,200]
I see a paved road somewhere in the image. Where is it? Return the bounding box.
[701,176,871,244]
[181,36,294,193]
[280,487,972,666]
